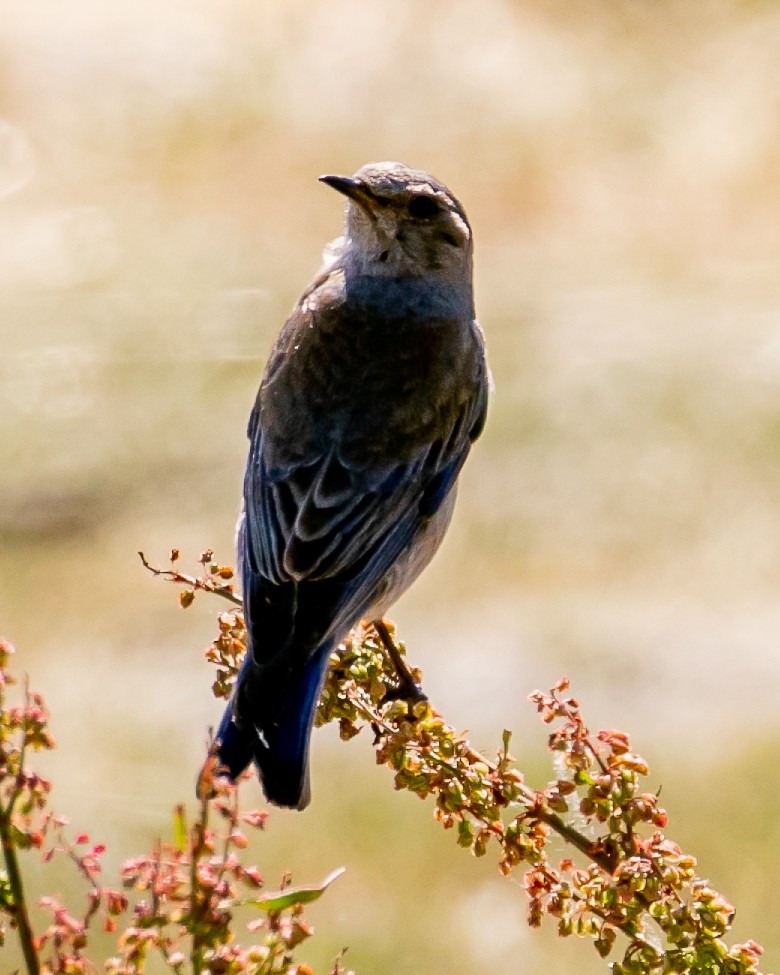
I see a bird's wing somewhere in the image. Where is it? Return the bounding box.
[244,381,483,587]
[241,278,487,661]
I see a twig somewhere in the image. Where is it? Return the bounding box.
[457,740,604,857]
[138,552,242,607]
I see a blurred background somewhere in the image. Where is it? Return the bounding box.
[2,0,780,971]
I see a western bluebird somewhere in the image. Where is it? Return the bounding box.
[215,162,489,809]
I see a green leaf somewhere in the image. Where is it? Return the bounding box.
[0,869,14,910]
[230,867,345,912]
[173,804,187,852]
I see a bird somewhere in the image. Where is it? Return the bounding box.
[214,161,489,809]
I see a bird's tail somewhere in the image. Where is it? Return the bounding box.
[215,642,332,810]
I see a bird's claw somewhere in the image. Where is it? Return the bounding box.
[382,678,428,705]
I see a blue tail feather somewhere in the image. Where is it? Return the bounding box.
[215,642,332,810]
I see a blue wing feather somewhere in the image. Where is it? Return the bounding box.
[215,270,488,808]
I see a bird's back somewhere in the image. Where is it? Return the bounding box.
[259,266,484,480]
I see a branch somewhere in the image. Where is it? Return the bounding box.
[0,811,41,975]
[455,738,617,872]
[138,551,242,607]
[151,551,769,975]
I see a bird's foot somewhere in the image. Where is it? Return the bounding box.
[382,678,428,704]
[371,618,428,704]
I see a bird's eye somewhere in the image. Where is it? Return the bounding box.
[407,195,440,220]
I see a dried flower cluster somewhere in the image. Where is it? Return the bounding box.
[0,637,351,975]
[168,552,768,975]
[317,627,768,974]
[1,549,772,975]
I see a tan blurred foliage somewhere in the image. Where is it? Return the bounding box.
[1,2,780,972]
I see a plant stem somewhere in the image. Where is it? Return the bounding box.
[0,807,41,975]
[458,739,617,873]
[190,789,210,975]
[138,552,241,606]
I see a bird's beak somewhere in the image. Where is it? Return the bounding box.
[319,174,374,210]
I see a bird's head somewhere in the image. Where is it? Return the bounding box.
[320,162,473,281]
